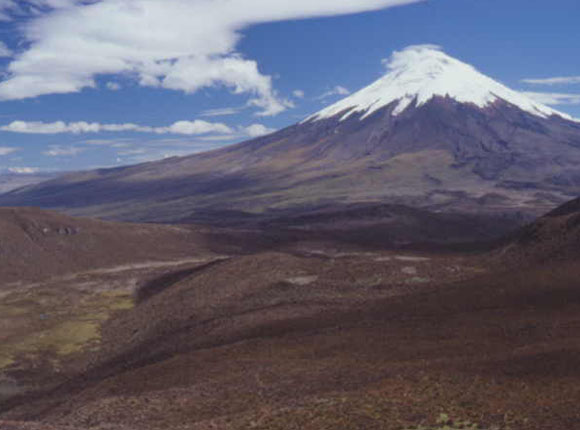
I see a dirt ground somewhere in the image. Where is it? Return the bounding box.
[1,206,580,430]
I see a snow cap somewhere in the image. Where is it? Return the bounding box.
[307,45,573,122]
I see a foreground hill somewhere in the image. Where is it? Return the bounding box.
[1,46,580,224]
[0,207,210,284]
[1,198,580,429]
[497,196,580,263]
[0,207,222,405]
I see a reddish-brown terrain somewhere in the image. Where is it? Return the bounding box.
[0,207,218,284]
[0,201,579,430]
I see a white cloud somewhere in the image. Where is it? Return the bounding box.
[0,41,12,57]
[106,81,121,91]
[0,0,422,115]
[293,89,305,99]
[1,118,275,143]
[523,92,580,106]
[159,54,294,116]
[82,138,134,146]
[522,76,580,86]
[243,123,276,138]
[162,120,233,135]
[7,166,40,174]
[1,120,138,134]
[43,144,84,156]
[0,119,234,135]
[0,146,18,155]
[0,0,22,21]
[0,0,79,21]
[200,106,244,117]
[316,85,351,100]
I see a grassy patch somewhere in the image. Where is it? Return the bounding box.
[0,320,101,367]
[99,291,134,311]
[0,305,29,317]
[0,356,15,369]
[41,321,101,356]
[0,287,135,370]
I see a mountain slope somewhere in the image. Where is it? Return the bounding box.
[498,196,580,263]
[2,45,580,223]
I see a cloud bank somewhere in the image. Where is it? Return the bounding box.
[1,119,233,135]
[0,119,275,137]
[43,144,84,156]
[522,76,580,86]
[7,167,41,174]
[0,0,422,115]
[201,106,245,117]
[523,92,580,106]
[293,90,305,99]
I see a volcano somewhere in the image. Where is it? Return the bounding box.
[2,45,580,223]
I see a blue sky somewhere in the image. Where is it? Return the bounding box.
[0,0,578,174]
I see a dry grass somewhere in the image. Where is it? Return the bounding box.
[0,286,135,371]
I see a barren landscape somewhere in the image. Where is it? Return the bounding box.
[0,8,579,428]
[0,200,579,430]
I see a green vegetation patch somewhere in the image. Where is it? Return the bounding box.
[0,356,15,369]
[40,321,101,356]
[0,305,30,317]
[0,320,101,368]
[0,287,135,370]
[98,290,134,311]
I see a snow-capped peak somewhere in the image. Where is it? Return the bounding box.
[306,45,574,122]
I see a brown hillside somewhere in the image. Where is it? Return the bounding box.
[0,207,211,284]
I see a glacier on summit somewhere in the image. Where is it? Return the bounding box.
[306,44,574,123]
